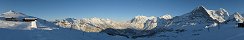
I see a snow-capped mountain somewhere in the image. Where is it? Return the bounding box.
[232,12,244,23]
[159,14,173,20]
[156,14,173,27]
[56,15,160,31]
[226,12,244,23]
[0,10,30,18]
[54,6,244,39]
[55,17,133,32]
[1,6,244,40]
[129,16,158,30]
[163,6,232,30]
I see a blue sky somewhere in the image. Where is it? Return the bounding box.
[0,0,244,21]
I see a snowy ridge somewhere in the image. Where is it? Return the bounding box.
[0,10,29,18]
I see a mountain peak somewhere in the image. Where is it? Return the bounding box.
[1,10,29,18]
[191,6,209,15]
[196,5,208,11]
[198,5,207,9]
[230,12,244,23]
[160,14,172,20]
[180,6,230,23]
[4,10,17,14]
[218,8,229,16]
[233,12,242,18]
[9,10,15,12]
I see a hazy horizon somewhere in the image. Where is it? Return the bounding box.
[1,0,244,21]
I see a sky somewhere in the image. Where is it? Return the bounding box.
[0,0,244,21]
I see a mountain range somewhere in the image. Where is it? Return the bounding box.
[0,6,244,40]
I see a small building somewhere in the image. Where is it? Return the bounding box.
[23,18,37,22]
[23,18,38,28]
[5,17,18,21]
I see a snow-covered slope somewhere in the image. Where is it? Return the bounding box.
[0,10,58,30]
[0,28,130,40]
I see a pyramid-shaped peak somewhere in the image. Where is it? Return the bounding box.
[191,5,209,14]
[196,5,208,10]
[199,5,206,8]
[191,5,208,13]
